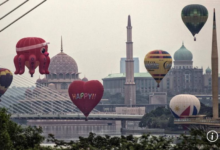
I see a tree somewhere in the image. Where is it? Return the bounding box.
[173,128,220,150]
[139,107,179,130]
[48,132,173,150]
[0,108,45,150]
[0,108,13,150]
[102,92,124,104]
[136,90,149,104]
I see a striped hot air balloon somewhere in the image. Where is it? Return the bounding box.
[0,68,13,101]
[144,50,172,87]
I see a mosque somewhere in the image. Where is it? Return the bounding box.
[36,37,88,95]
[102,41,217,98]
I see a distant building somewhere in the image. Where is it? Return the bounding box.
[149,92,167,105]
[120,57,139,73]
[115,107,145,115]
[103,42,220,98]
[36,37,89,95]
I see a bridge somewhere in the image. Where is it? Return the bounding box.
[174,118,220,133]
[174,118,220,126]
[11,113,143,121]
[0,72,144,131]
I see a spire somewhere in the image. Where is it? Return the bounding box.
[214,8,216,22]
[127,15,131,27]
[182,41,184,46]
[211,8,219,119]
[61,36,63,52]
[213,8,216,30]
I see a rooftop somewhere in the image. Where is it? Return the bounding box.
[103,72,152,79]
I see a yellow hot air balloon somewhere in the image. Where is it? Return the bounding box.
[144,50,172,87]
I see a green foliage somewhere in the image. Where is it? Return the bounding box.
[2,108,220,150]
[102,92,124,104]
[139,107,178,129]
[0,108,13,150]
[0,108,45,150]
[136,90,149,104]
[174,129,220,150]
[48,132,173,150]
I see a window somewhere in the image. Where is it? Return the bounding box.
[61,83,68,89]
[53,74,57,79]
[66,74,70,79]
[59,74,63,79]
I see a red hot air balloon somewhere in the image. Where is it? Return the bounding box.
[68,80,104,121]
[14,37,50,77]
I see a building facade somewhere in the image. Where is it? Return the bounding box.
[120,57,139,73]
[103,42,220,97]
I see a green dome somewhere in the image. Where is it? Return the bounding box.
[174,43,193,61]
[206,67,211,73]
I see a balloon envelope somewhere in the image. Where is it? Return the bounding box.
[144,50,172,87]
[68,80,104,118]
[14,37,50,77]
[181,4,208,40]
[169,94,200,118]
[0,68,13,100]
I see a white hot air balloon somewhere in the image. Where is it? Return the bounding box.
[169,94,200,118]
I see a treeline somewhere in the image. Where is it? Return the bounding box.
[1,108,220,150]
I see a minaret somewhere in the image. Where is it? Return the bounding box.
[211,9,219,119]
[124,15,136,105]
[61,36,63,52]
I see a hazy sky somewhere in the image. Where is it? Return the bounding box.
[0,0,220,85]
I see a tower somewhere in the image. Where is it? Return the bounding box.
[124,15,136,105]
[211,9,219,119]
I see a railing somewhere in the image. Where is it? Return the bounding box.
[10,113,143,120]
[174,118,220,124]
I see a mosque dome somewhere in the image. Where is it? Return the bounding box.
[48,37,78,74]
[36,78,42,83]
[174,42,193,61]
[41,78,48,83]
[206,67,211,73]
[82,77,88,82]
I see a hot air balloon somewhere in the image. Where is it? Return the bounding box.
[169,94,200,118]
[14,37,50,77]
[68,80,104,121]
[0,68,13,102]
[144,50,172,87]
[181,4,208,41]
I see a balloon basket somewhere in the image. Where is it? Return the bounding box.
[85,117,88,121]
[31,74,33,77]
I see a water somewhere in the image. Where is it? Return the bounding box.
[27,120,181,146]
[28,120,122,141]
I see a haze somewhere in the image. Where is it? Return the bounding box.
[0,0,220,85]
